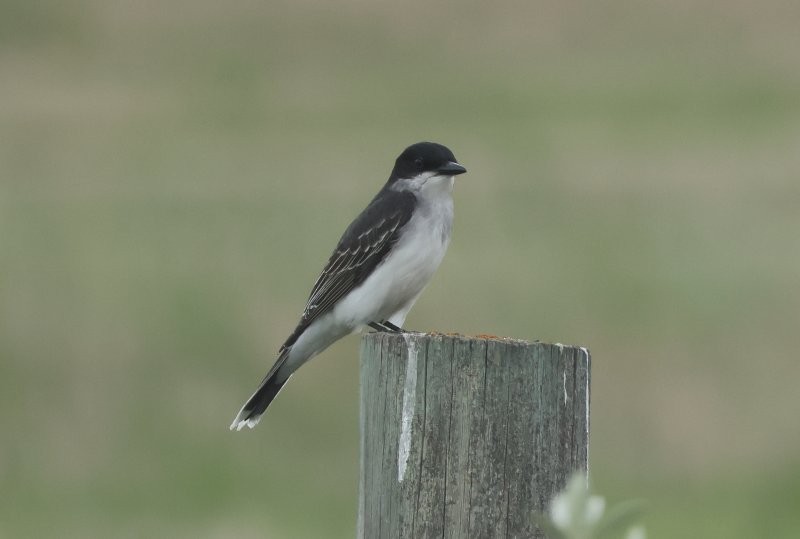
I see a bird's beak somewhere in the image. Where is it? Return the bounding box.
[437,161,467,176]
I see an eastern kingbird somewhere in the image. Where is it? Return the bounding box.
[230,142,466,430]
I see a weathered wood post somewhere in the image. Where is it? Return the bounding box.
[357,333,590,539]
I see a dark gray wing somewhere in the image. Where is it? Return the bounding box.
[280,188,417,350]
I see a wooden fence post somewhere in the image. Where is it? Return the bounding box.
[357,333,590,539]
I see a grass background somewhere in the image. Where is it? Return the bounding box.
[2,0,800,537]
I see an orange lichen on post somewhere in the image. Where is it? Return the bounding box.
[422,332,538,344]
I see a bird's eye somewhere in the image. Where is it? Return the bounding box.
[414,157,424,171]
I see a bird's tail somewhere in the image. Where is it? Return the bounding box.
[230,351,291,431]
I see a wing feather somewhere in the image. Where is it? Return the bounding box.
[303,215,402,319]
[292,189,417,338]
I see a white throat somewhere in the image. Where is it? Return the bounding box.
[391,172,455,203]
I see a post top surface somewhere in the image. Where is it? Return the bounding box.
[362,331,589,353]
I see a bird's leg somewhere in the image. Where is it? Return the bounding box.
[368,320,410,333]
[368,321,408,333]
[381,320,407,333]
[369,321,396,332]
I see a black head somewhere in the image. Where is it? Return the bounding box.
[389,142,467,181]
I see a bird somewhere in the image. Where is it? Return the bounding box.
[230,141,467,430]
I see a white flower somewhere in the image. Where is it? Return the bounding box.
[550,493,573,529]
[548,474,606,533]
[585,496,606,525]
[546,473,645,539]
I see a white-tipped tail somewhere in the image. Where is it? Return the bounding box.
[229,373,289,431]
[229,412,263,431]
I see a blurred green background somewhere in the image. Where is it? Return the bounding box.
[2,0,799,537]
